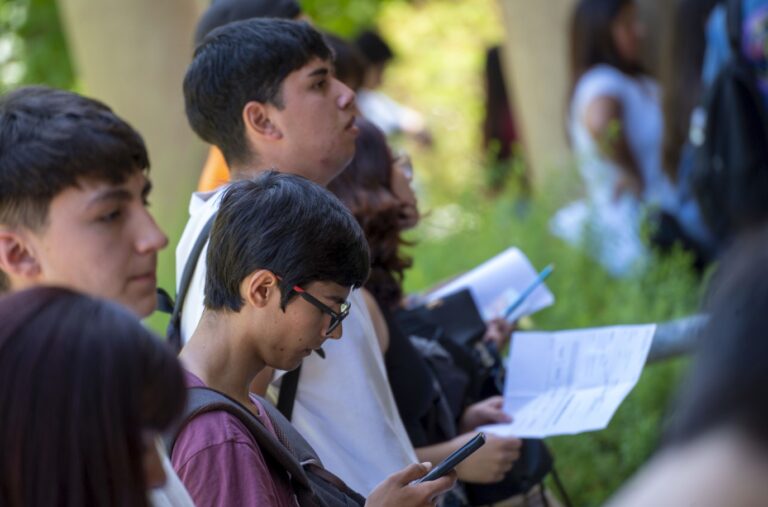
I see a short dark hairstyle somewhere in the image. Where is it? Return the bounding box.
[0,86,149,230]
[354,29,394,66]
[0,287,185,506]
[193,0,302,47]
[665,227,768,448]
[183,18,332,168]
[205,172,370,312]
[0,86,149,292]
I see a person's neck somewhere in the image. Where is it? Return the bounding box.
[180,309,265,405]
[230,163,272,181]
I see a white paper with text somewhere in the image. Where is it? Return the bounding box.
[480,324,655,438]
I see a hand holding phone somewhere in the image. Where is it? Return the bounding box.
[414,433,486,483]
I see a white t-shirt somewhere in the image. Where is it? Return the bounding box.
[175,186,418,495]
[149,441,195,507]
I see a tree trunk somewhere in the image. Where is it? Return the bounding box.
[56,0,207,293]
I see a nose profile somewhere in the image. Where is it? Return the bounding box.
[336,79,356,110]
[326,321,343,340]
[136,210,169,254]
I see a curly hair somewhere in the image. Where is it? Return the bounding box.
[328,118,414,309]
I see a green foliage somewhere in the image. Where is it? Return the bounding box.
[301,0,385,37]
[0,0,74,92]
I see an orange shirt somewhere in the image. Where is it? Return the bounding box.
[197,146,231,192]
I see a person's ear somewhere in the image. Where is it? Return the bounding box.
[242,269,281,309]
[243,101,283,140]
[0,228,42,282]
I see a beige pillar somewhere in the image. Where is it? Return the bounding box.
[498,0,577,187]
[56,0,206,234]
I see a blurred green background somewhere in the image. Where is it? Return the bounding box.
[1,0,701,505]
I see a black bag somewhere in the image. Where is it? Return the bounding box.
[692,0,768,243]
[166,387,365,507]
[395,290,554,505]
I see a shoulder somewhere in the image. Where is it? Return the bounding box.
[573,65,629,106]
[361,288,390,353]
[172,409,260,470]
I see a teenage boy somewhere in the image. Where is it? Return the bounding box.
[178,18,419,494]
[174,173,454,506]
[0,85,193,507]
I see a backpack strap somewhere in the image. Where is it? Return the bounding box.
[164,213,217,352]
[168,386,364,506]
[726,0,743,56]
[167,387,317,501]
[276,364,302,420]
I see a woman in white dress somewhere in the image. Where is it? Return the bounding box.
[553,0,676,276]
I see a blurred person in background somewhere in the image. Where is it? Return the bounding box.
[0,287,186,507]
[657,0,721,268]
[606,226,768,506]
[354,29,433,147]
[551,0,678,277]
[482,45,528,196]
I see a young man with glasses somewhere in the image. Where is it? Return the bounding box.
[178,18,422,495]
[174,173,454,506]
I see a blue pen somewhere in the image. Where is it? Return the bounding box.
[503,264,555,321]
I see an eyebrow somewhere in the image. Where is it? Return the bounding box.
[85,188,133,210]
[307,67,330,78]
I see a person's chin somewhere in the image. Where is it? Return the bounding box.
[126,290,158,319]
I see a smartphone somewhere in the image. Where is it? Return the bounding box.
[414,433,486,483]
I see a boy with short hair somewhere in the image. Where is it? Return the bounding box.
[178,18,418,494]
[174,173,454,506]
[0,85,192,507]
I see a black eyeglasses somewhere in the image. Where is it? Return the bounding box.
[292,284,351,335]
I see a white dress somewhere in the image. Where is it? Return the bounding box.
[551,65,676,276]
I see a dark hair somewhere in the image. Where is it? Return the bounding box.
[324,32,366,91]
[183,18,332,168]
[0,287,185,507]
[193,0,302,46]
[205,171,370,311]
[0,86,149,230]
[354,29,394,66]
[327,119,413,309]
[569,0,645,97]
[665,227,768,448]
[0,86,149,293]
[659,0,720,180]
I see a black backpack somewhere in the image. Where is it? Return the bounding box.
[692,0,768,243]
[166,387,365,507]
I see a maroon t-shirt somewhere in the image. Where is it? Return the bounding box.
[172,371,298,507]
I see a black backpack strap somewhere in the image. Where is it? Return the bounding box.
[167,387,315,495]
[276,364,302,420]
[167,386,364,506]
[164,213,217,352]
[726,0,743,56]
